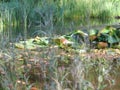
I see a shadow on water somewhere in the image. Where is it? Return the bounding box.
[54,17,120,35]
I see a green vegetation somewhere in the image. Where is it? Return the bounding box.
[0,0,119,33]
[14,26,120,49]
[64,0,120,22]
[0,0,120,90]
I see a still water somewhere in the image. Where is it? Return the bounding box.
[1,18,120,40]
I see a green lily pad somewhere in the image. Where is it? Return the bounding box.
[74,30,88,36]
[15,37,50,50]
[100,26,116,34]
[100,28,110,34]
[33,37,49,45]
[15,40,36,50]
[115,29,120,38]
[89,29,99,36]
[108,36,119,44]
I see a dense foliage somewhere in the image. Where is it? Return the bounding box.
[0,0,120,90]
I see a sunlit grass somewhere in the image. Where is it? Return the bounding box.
[64,0,120,20]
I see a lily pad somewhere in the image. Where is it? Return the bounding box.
[15,39,37,50]
[108,36,119,44]
[74,30,88,36]
[33,37,49,45]
[100,26,116,34]
[89,29,99,36]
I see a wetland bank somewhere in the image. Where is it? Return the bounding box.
[0,0,120,90]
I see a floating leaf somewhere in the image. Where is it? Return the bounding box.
[108,36,118,44]
[33,37,49,45]
[97,42,108,48]
[97,34,108,42]
[15,41,36,50]
[74,30,88,36]
[100,28,110,34]
[100,26,116,34]
[115,29,120,38]
[15,43,24,49]
[89,29,99,36]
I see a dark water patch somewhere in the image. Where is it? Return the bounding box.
[0,18,119,44]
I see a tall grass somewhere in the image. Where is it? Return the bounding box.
[0,0,120,90]
[0,47,119,90]
[0,0,119,36]
[64,0,120,21]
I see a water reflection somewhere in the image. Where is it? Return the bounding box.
[1,18,119,40]
[55,18,120,34]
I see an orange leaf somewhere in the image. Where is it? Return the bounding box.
[97,42,108,48]
[30,87,38,90]
[89,35,97,41]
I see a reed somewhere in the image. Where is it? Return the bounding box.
[0,0,120,90]
[64,0,120,20]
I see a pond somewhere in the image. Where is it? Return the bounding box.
[0,18,120,90]
[1,18,120,41]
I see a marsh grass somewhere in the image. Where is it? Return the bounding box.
[0,0,119,36]
[0,43,120,90]
[64,0,120,21]
[0,0,120,90]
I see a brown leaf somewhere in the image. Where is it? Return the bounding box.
[30,87,38,90]
[97,42,108,48]
[89,35,97,41]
